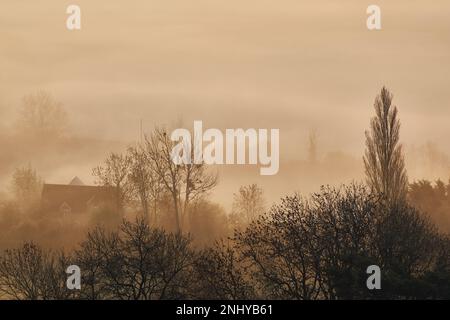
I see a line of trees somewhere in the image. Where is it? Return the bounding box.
[0,87,449,299]
[409,179,450,233]
[1,184,449,300]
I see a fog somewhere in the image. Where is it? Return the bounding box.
[1,0,449,217]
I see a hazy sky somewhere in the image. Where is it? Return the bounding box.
[1,1,450,149]
[1,1,450,204]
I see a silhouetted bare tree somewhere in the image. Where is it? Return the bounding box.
[236,194,324,300]
[10,165,42,212]
[74,218,194,300]
[93,152,132,213]
[193,240,255,299]
[0,243,71,300]
[145,127,217,233]
[127,145,165,225]
[18,91,68,138]
[230,184,265,229]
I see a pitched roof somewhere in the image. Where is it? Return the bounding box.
[69,176,85,186]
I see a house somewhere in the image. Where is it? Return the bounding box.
[41,177,118,216]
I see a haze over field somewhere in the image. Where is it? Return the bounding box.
[1,0,450,208]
